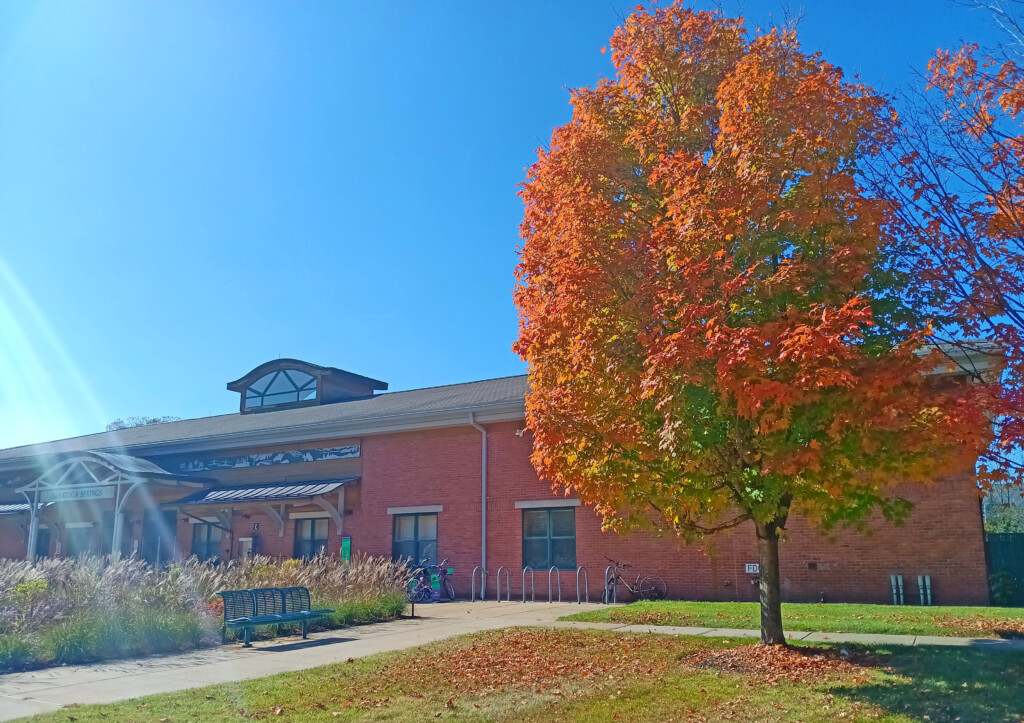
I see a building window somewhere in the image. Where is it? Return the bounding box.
[34,528,50,559]
[64,527,93,558]
[294,518,329,558]
[522,508,576,570]
[141,510,178,565]
[191,523,222,561]
[244,369,317,409]
[392,513,437,566]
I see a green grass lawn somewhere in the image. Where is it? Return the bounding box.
[15,628,1024,722]
[561,600,1024,638]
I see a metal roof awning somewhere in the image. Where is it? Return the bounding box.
[0,501,52,515]
[173,478,359,507]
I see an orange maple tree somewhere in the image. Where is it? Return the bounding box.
[514,2,1000,644]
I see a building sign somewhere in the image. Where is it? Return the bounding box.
[341,537,351,561]
[745,563,760,574]
[40,487,115,503]
[178,445,360,474]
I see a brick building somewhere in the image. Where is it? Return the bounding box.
[0,357,996,606]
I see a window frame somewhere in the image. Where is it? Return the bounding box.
[522,507,576,571]
[244,369,319,410]
[293,517,329,559]
[391,512,438,566]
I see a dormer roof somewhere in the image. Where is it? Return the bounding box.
[227,359,388,413]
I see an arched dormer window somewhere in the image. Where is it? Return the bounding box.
[244,369,317,410]
[227,359,388,413]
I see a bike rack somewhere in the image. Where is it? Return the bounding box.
[522,566,535,602]
[603,565,617,604]
[495,566,511,602]
[547,566,562,603]
[576,566,589,604]
[471,566,486,601]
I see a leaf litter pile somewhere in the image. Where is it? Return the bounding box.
[689,643,885,684]
[368,629,678,700]
[324,628,883,711]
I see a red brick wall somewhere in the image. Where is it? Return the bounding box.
[0,420,991,607]
[346,421,990,606]
[0,520,27,559]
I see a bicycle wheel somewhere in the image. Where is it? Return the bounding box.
[636,575,667,601]
[407,579,427,603]
[443,578,456,601]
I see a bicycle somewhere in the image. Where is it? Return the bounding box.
[406,558,456,602]
[602,556,667,603]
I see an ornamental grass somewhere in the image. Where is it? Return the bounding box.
[0,553,408,671]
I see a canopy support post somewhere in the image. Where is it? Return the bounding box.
[22,490,39,562]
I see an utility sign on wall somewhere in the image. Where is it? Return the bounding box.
[745,563,760,574]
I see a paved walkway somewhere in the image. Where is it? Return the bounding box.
[2,601,1023,721]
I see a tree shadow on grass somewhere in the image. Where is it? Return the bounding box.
[828,645,1024,723]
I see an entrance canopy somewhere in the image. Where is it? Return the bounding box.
[10,450,207,561]
[14,450,203,495]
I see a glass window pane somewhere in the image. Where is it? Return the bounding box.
[395,515,416,541]
[66,528,92,557]
[417,514,437,540]
[250,373,275,394]
[263,392,298,405]
[313,518,329,540]
[287,370,315,388]
[35,529,50,559]
[297,519,311,539]
[550,509,575,537]
[392,540,416,562]
[266,371,294,394]
[523,510,548,538]
[299,387,317,400]
[523,539,548,569]
[417,540,438,566]
[551,539,576,570]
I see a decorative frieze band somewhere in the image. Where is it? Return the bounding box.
[179,445,360,474]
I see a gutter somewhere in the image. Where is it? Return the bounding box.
[469,412,487,581]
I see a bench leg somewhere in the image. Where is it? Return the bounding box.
[221,625,227,645]
[302,620,308,640]
[243,627,252,648]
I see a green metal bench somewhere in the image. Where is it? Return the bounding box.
[216,586,334,647]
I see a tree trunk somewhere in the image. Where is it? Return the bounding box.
[755,521,785,645]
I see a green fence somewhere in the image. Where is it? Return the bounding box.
[986,533,1024,606]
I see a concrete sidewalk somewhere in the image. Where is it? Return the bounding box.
[3,601,1023,721]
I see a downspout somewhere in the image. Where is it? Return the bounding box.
[469,413,487,584]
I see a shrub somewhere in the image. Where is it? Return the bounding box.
[991,571,1024,607]
[0,632,35,670]
[39,614,103,665]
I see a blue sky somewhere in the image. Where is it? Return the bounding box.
[0,1,1002,448]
